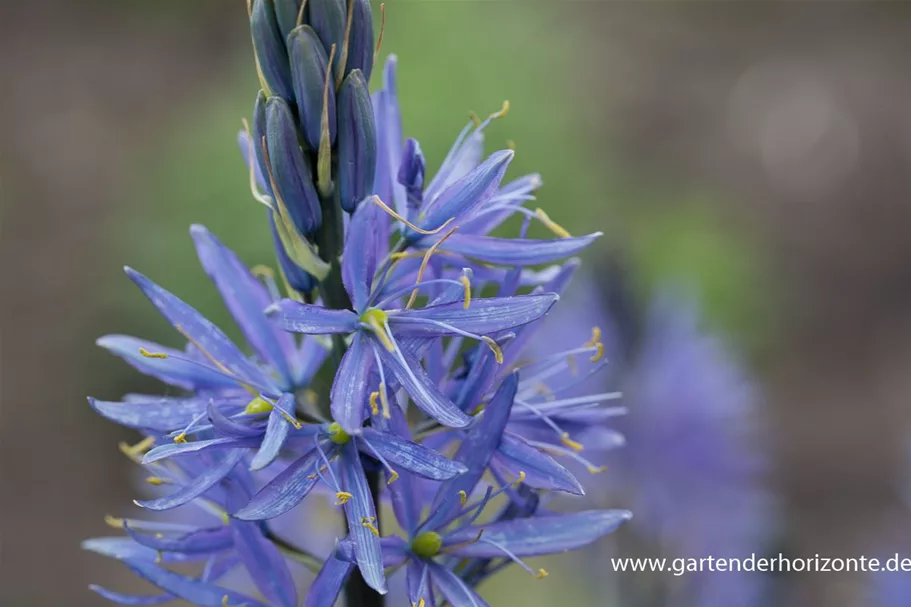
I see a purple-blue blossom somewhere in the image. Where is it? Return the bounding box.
[83,2,631,606]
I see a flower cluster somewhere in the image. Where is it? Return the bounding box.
[84,2,629,606]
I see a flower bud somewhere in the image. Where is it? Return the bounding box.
[250,0,293,100]
[273,0,303,41]
[308,0,346,76]
[336,69,376,213]
[267,212,317,293]
[344,0,375,83]
[398,137,425,214]
[265,97,323,236]
[251,90,271,193]
[288,25,336,150]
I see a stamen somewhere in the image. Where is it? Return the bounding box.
[369,391,380,416]
[174,325,257,397]
[468,110,481,127]
[459,490,468,506]
[104,515,125,529]
[241,118,274,209]
[459,274,472,309]
[118,436,155,463]
[438,529,485,555]
[337,0,355,88]
[477,535,547,580]
[296,0,307,27]
[361,308,395,352]
[222,596,243,607]
[139,347,168,359]
[371,195,453,235]
[379,382,391,419]
[252,264,282,301]
[318,43,337,196]
[335,491,353,505]
[406,225,459,308]
[534,208,571,238]
[357,433,400,484]
[560,432,585,453]
[145,476,168,486]
[506,139,516,151]
[512,471,527,487]
[481,336,504,364]
[413,600,426,607]
[490,100,510,119]
[173,432,188,444]
[361,516,380,537]
[535,569,549,579]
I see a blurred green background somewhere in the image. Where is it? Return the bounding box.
[4,2,911,606]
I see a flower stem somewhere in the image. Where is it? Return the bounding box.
[316,189,385,607]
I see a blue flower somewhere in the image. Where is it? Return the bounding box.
[306,373,632,607]
[371,56,603,269]
[90,224,330,498]
[83,451,299,607]
[266,202,559,433]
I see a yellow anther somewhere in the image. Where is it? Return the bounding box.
[244,397,274,415]
[459,490,468,506]
[535,568,549,579]
[138,347,168,359]
[414,599,426,607]
[506,139,516,151]
[155,550,164,564]
[118,436,155,463]
[459,275,472,309]
[361,517,380,537]
[251,265,275,280]
[379,382,391,419]
[468,110,482,127]
[560,433,585,453]
[535,382,555,401]
[173,432,188,444]
[104,515,125,529]
[277,408,304,430]
[587,465,608,475]
[534,208,571,239]
[387,470,399,484]
[145,476,167,486]
[472,403,486,415]
[583,326,605,362]
[371,195,453,235]
[407,226,458,309]
[491,100,510,119]
[513,471,527,487]
[369,391,380,416]
[335,491,353,505]
[362,308,396,352]
[222,596,244,607]
[481,336,504,364]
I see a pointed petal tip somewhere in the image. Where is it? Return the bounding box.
[188,224,207,237]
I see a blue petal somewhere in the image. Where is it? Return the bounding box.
[96,335,236,390]
[82,537,198,564]
[124,524,233,554]
[416,150,513,234]
[426,561,489,607]
[250,394,294,470]
[305,554,355,607]
[375,340,471,428]
[88,396,212,433]
[136,449,246,511]
[233,445,323,520]
[373,56,406,217]
[124,267,275,391]
[339,441,387,593]
[89,586,173,605]
[143,437,259,464]
[378,404,421,534]
[230,511,298,607]
[342,203,378,311]
[121,559,269,607]
[266,299,358,334]
[390,294,558,336]
[426,372,518,530]
[207,401,264,438]
[191,224,299,384]
[295,335,332,386]
[492,433,583,495]
[359,429,467,480]
[436,232,602,266]
[331,333,374,432]
[406,561,433,607]
[445,510,632,557]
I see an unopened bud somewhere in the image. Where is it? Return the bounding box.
[265,97,322,235]
[398,137,425,214]
[308,0,347,79]
[289,25,336,149]
[250,0,293,99]
[336,69,376,213]
[344,0,375,83]
[273,0,303,41]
